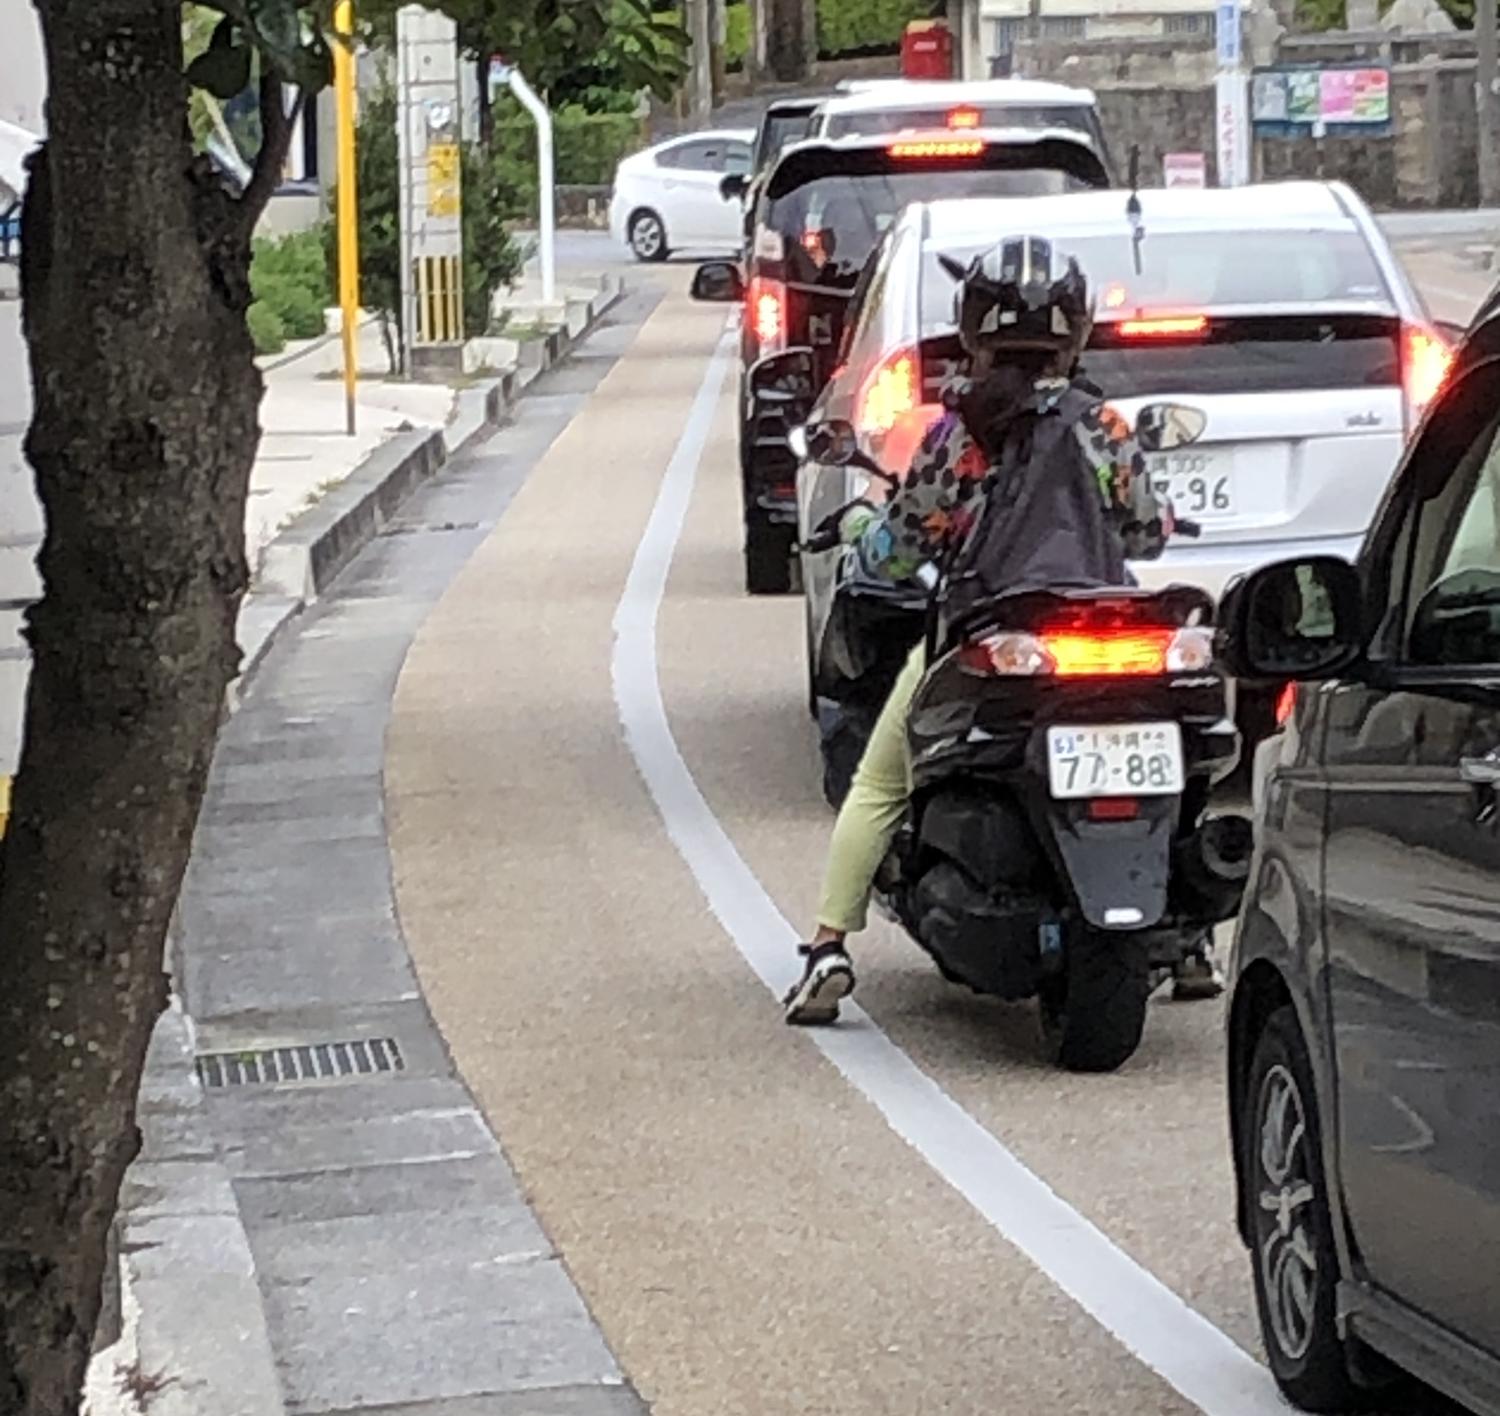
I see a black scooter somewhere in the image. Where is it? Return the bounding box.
[798,416,1251,1072]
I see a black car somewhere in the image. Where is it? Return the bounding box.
[690,126,1109,594]
[1220,300,1500,1413]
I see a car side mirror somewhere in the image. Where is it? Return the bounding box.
[691,261,745,303]
[748,347,816,406]
[1135,402,1208,452]
[1217,555,1363,681]
[719,173,749,202]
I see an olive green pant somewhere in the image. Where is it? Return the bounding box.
[816,645,926,935]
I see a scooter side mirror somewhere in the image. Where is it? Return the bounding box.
[802,419,860,466]
[1135,402,1208,452]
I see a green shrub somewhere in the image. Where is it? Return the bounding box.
[462,143,529,334]
[251,230,331,340]
[247,300,286,355]
[725,3,750,69]
[493,102,644,217]
[816,0,925,55]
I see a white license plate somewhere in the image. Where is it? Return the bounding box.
[1046,722,1185,799]
[1148,449,1234,519]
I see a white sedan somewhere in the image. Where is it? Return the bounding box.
[608,128,754,262]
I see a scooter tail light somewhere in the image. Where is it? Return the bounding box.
[1088,797,1139,821]
[1402,323,1453,428]
[960,625,1212,679]
[747,276,786,352]
[858,347,919,435]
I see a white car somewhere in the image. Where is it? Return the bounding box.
[808,78,1110,175]
[608,128,754,262]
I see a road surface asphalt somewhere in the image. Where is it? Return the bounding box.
[377,250,1489,1416]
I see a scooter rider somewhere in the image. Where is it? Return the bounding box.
[784,234,1219,1026]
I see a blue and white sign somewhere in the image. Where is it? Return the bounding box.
[1217,0,1241,67]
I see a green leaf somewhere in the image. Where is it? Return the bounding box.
[185,41,253,99]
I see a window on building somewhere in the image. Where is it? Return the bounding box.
[990,17,1024,52]
[1039,16,1087,38]
[1163,12,1217,34]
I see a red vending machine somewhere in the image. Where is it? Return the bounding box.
[901,19,954,79]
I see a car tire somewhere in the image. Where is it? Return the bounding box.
[817,699,875,809]
[744,514,793,595]
[628,209,669,263]
[1240,1005,1367,1413]
[1038,929,1151,1072]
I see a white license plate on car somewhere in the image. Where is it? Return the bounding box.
[1148,449,1234,519]
[1046,722,1185,799]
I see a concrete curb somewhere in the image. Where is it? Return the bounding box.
[232,273,622,700]
[101,272,624,1416]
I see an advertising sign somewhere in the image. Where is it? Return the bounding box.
[1250,65,1391,133]
[1163,152,1207,188]
[1216,0,1241,66]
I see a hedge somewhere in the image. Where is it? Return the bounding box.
[493,103,644,215]
[718,0,924,66]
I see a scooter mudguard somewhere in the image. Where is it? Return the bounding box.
[1046,802,1176,931]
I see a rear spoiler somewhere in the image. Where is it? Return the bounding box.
[763,130,1110,201]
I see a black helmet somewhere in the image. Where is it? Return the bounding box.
[938,235,1092,365]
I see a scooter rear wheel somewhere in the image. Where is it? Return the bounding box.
[1038,930,1152,1073]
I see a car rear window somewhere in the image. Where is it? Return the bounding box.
[770,167,1095,290]
[825,104,1099,141]
[755,112,815,171]
[917,228,1398,393]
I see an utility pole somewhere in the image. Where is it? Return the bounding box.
[688,0,713,122]
[710,0,727,108]
[333,0,359,435]
[1478,0,1500,206]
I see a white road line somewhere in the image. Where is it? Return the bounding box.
[611,327,1288,1416]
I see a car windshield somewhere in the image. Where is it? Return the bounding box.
[772,167,1096,289]
[825,104,1098,141]
[919,229,1391,327]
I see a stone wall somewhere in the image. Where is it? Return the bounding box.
[1015,29,1489,209]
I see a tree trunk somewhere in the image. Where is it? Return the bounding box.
[764,0,813,81]
[0,1,262,1410]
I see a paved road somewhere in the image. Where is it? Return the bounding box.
[379,265,1473,1416]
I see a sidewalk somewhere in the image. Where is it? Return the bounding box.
[82,280,644,1416]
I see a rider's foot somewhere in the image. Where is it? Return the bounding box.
[1172,950,1225,1001]
[784,942,855,1025]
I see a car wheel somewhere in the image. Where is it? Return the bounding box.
[1038,930,1151,1072]
[1242,1006,1365,1412]
[744,514,793,596]
[628,209,669,263]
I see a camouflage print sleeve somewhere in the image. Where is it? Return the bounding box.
[1075,402,1170,562]
[851,411,992,581]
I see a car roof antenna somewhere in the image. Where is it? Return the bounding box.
[1125,144,1145,277]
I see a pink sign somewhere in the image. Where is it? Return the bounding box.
[1163,152,1207,188]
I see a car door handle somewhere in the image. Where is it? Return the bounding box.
[1459,752,1500,785]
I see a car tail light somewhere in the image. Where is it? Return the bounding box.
[947,106,981,129]
[889,137,985,160]
[959,625,1213,678]
[747,276,785,352]
[1274,681,1297,727]
[1116,314,1209,339]
[1402,323,1452,426]
[858,348,919,434]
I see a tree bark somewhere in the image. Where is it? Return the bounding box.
[0,1,263,1410]
[764,0,813,81]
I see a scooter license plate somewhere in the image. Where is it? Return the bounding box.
[1046,722,1184,799]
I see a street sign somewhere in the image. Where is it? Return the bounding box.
[1163,152,1207,188]
[1217,0,1241,67]
[1215,71,1251,187]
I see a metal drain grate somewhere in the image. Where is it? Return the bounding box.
[196,1037,405,1089]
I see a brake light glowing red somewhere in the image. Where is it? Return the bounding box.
[1274,681,1297,727]
[1042,628,1176,677]
[1403,324,1452,423]
[747,277,784,348]
[947,106,981,129]
[889,137,985,159]
[1117,315,1209,339]
[858,349,918,434]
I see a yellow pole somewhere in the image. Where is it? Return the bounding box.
[334,0,359,436]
